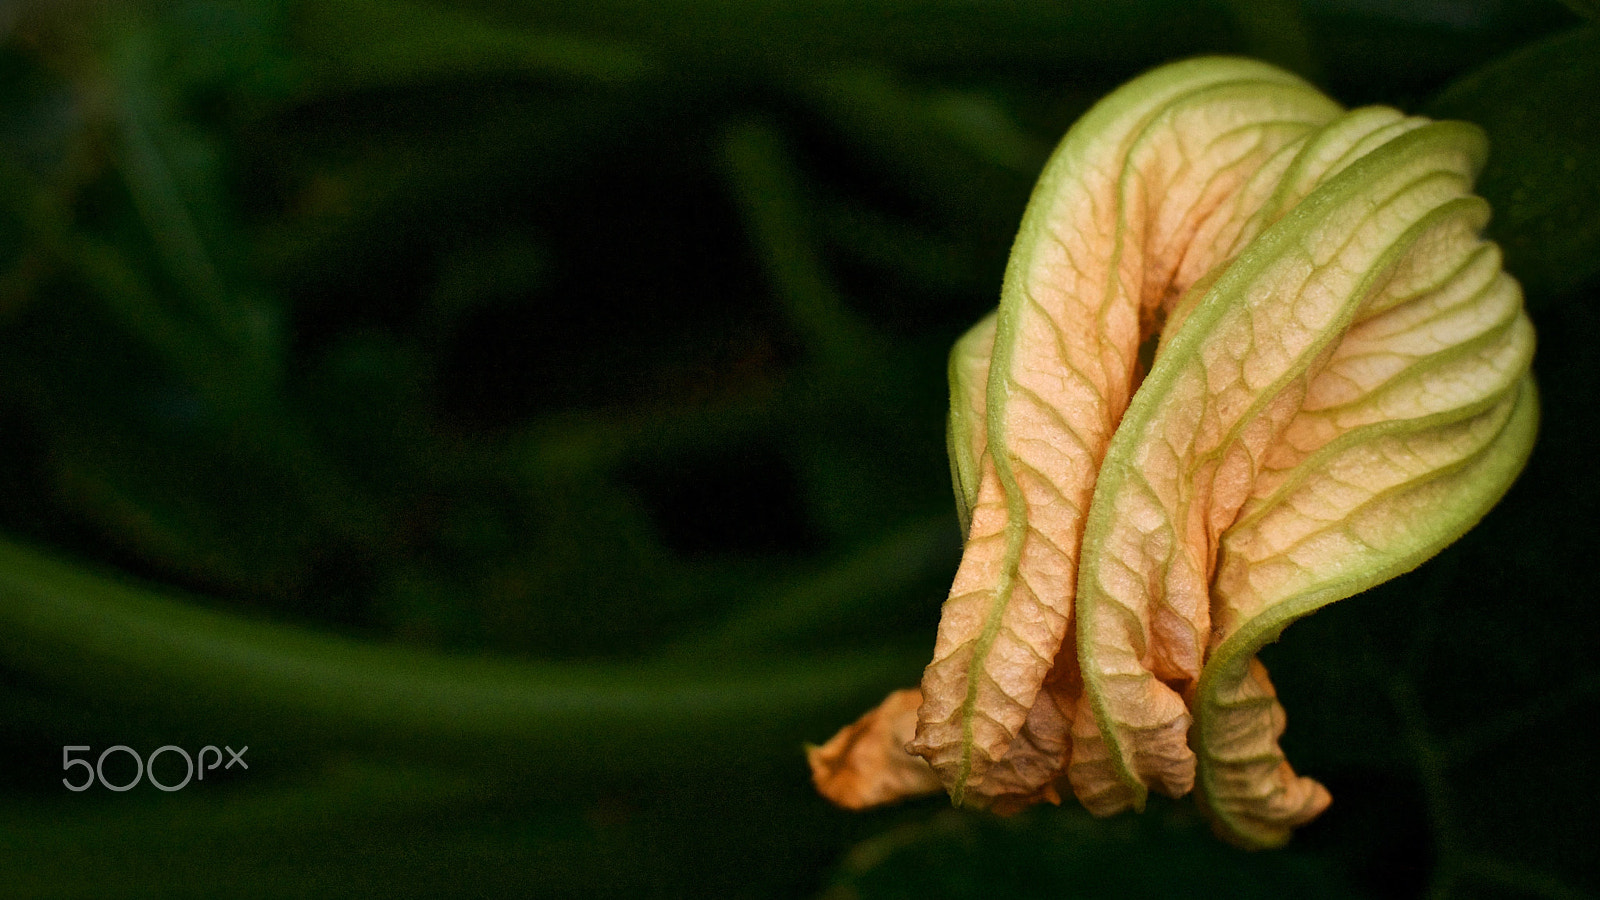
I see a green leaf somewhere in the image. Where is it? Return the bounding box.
[1429,25,1600,300]
[292,0,655,93]
[1555,0,1599,22]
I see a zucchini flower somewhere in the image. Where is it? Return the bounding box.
[808,56,1537,849]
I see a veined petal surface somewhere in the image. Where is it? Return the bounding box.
[911,58,1339,809]
[810,57,1536,849]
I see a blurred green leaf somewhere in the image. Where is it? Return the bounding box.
[792,67,1042,238]
[1430,25,1600,300]
[447,0,1237,70]
[1555,0,1598,22]
[291,0,656,93]
[722,118,878,372]
[1223,0,1322,83]
[109,24,284,377]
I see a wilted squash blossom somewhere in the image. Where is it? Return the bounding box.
[807,56,1537,848]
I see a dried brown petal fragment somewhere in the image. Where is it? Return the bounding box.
[808,689,942,810]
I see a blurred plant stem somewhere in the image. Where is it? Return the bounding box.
[0,537,923,777]
[722,119,880,377]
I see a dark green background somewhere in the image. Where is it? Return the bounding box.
[1,0,1597,897]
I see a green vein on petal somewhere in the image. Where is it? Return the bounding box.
[1198,375,1536,847]
[911,57,1338,809]
[810,59,1537,846]
[1074,120,1495,818]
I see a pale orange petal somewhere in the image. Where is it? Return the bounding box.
[912,57,1338,811]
